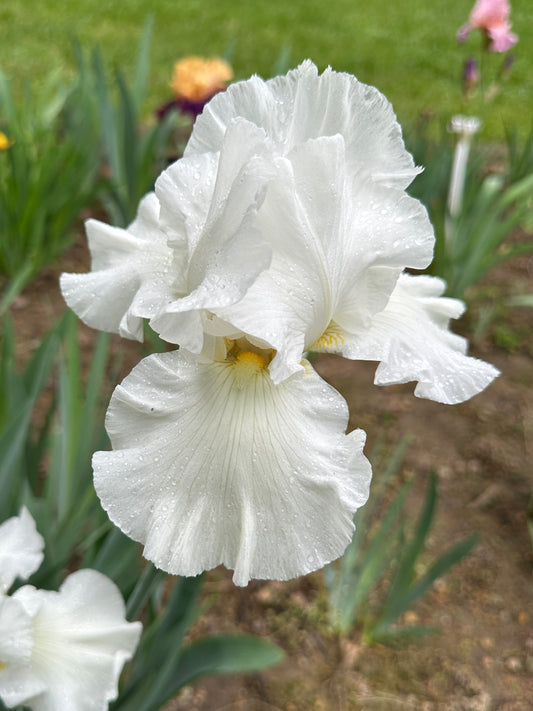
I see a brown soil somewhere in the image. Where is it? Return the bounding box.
[10,237,533,711]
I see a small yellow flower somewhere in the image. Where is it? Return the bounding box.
[170,56,233,103]
[0,131,12,151]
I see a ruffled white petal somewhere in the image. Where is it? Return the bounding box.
[152,118,274,351]
[93,350,372,586]
[211,151,338,383]
[0,594,48,710]
[149,203,270,352]
[0,594,34,665]
[0,508,44,593]
[60,192,175,341]
[0,594,47,709]
[153,151,219,257]
[336,274,500,404]
[6,571,141,711]
[187,60,420,189]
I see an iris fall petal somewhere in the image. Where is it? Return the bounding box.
[93,349,372,586]
[335,274,500,404]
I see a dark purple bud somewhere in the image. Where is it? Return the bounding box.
[463,58,480,97]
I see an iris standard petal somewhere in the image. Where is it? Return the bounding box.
[152,118,274,351]
[9,571,141,711]
[212,135,434,384]
[187,60,420,189]
[154,151,218,258]
[0,508,44,593]
[211,150,337,383]
[335,274,499,404]
[60,193,175,341]
[93,349,372,586]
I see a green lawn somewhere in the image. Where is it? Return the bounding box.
[1,0,531,137]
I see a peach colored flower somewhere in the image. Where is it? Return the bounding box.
[156,57,234,120]
[457,0,518,52]
[170,57,233,103]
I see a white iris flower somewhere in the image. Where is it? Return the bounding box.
[61,62,498,586]
[0,511,142,711]
[155,61,498,401]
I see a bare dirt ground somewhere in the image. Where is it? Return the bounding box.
[10,236,533,711]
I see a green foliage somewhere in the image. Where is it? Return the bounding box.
[406,122,454,215]
[29,314,116,590]
[493,323,526,351]
[324,439,478,644]
[438,171,533,298]
[0,71,100,310]
[0,18,178,310]
[69,17,176,226]
[408,122,533,299]
[0,314,65,522]
[0,311,117,589]
[115,574,282,711]
[506,122,533,185]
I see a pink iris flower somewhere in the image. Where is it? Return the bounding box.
[457,0,518,52]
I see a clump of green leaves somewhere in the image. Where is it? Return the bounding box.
[69,17,176,227]
[0,18,177,313]
[0,71,100,311]
[506,122,533,185]
[408,121,533,300]
[437,169,533,299]
[324,439,478,644]
[113,571,282,711]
